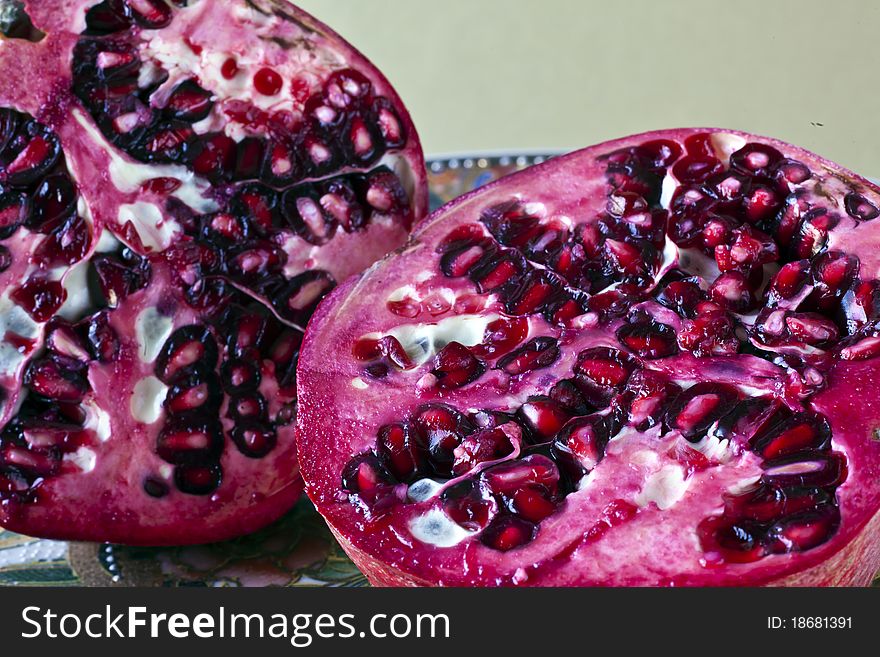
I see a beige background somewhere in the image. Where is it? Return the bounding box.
[296,0,880,175]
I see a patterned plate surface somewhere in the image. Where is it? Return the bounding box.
[0,154,877,587]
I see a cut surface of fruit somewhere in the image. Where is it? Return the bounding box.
[0,0,425,545]
[297,129,880,586]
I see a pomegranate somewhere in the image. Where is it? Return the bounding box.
[0,0,425,544]
[297,129,880,586]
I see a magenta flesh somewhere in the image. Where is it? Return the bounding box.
[297,129,880,586]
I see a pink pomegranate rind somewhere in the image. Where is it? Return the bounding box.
[0,0,426,545]
[297,128,880,586]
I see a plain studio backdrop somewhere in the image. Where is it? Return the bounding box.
[297,0,879,175]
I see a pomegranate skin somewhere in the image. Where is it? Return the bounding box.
[0,0,426,546]
[297,129,880,586]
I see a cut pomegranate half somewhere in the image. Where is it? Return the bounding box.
[0,0,425,545]
[297,129,880,586]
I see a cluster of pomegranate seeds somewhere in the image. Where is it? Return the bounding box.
[0,0,424,544]
[327,130,880,573]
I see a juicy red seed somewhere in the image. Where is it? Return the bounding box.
[480,515,536,551]
[728,484,831,523]
[709,271,757,313]
[625,371,682,431]
[85,0,133,34]
[508,487,557,523]
[672,155,723,183]
[517,397,572,442]
[766,505,840,553]
[221,57,239,79]
[451,427,514,476]
[174,464,222,496]
[775,159,811,184]
[751,413,831,460]
[230,422,277,458]
[684,133,715,157]
[729,142,783,176]
[220,359,262,394]
[549,379,594,415]
[481,455,560,497]
[844,192,880,221]
[761,451,847,489]
[665,383,739,441]
[324,68,372,109]
[377,423,426,482]
[84,312,120,362]
[699,516,766,563]
[24,357,88,402]
[192,133,236,177]
[442,481,495,531]
[785,313,840,345]
[254,68,283,95]
[638,139,682,167]
[552,415,608,472]
[11,279,66,322]
[616,320,677,359]
[475,316,529,357]
[127,0,172,28]
[430,342,485,389]
[480,202,541,247]
[769,260,809,301]
[575,347,635,388]
[496,337,560,376]
[342,453,394,493]
[155,325,218,384]
[156,421,223,465]
[656,280,703,318]
[228,394,267,421]
[164,79,214,122]
[165,375,219,415]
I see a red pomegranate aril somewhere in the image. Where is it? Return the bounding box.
[709,271,757,313]
[517,397,572,442]
[751,413,831,460]
[553,415,607,472]
[431,342,485,389]
[174,464,222,496]
[767,505,840,553]
[342,453,394,493]
[253,68,283,96]
[844,192,879,221]
[666,383,738,441]
[481,455,560,497]
[497,337,560,376]
[509,487,557,523]
[730,143,783,177]
[480,515,536,551]
[156,421,223,465]
[699,516,767,564]
[221,57,239,79]
[785,313,839,345]
[230,422,277,459]
[475,316,528,358]
[616,319,678,359]
[769,260,810,303]
[639,139,682,167]
[575,347,635,388]
[377,423,426,481]
[762,451,848,489]
[11,279,66,322]
[673,155,723,183]
[164,79,213,122]
[452,427,514,476]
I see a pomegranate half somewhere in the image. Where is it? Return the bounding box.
[297,129,880,586]
[0,0,426,545]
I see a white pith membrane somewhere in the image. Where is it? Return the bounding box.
[297,128,880,586]
[0,0,425,544]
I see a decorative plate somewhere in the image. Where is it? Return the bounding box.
[1,154,876,587]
